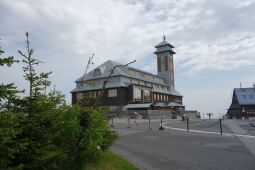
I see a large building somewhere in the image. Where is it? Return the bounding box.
[227,86,255,119]
[71,37,184,116]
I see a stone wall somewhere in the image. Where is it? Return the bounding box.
[148,110,173,119]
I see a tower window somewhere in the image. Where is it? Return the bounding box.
[165,56,168,71]
[157,57,161,72]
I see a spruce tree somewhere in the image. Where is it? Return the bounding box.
[0,43,22,111]
[18,32,52,116]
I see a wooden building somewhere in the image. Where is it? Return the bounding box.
[71,37,184,116]
[227,86,255,119]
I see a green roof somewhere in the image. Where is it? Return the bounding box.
[123,103,153,109]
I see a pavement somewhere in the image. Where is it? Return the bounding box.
[224,120,255,157]
[110,118,255,170]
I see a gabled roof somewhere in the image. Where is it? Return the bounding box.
[75,60,124,82]
[75,60,167,85]
[234,88,255,105]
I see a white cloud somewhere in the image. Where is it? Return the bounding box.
[1,0,255,113]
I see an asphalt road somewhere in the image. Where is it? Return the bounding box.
[111,119,255,170]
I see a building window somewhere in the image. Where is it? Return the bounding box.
[128,69,136,76]
[93,69,101,77]
[154,93,157,100]
[92,91,97,97]
[157,94,160,100]
[157,57,161,72]
[160,94,163,101]
[144,90,150,101]
[166,95,169,101]
[97,90,101,96]
[134,88,142,100]
[163,95,166,101]
[165,56,168,71]
[108,77,112,82]
[124,78,131,83]
[108,89,117,97]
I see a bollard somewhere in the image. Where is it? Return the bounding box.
[149,118,151,129]
[110,117,114,127]
[159,117,164,130]
[127,118,130,128]
[219,118,222,135]
[187,117,189,132]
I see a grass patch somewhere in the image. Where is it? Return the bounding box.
[82,151,137,170]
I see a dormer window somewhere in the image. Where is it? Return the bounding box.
[94,69,101,77]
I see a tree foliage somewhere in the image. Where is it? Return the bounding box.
[0,42,22,111]
[18,32,52,117]
[0,45,18,67]
[0,33,117,170]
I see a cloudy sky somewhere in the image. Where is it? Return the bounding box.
[1,0,255,117]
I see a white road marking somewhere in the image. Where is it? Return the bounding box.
[162,122,255,139]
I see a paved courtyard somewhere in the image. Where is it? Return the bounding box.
[110,119,255,170]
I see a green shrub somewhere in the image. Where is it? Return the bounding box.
[0,112,27,170]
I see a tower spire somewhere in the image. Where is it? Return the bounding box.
[163,35,166,41]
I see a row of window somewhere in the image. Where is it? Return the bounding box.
[77,89,170,102]
[133,88,151,101]
[77,78,113,87]
[128,69,164,84]
[123,77,169,91]
[76,89,117,100]
[76,90,101,100]
[153,93,169,102]
[133,88,169,102]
